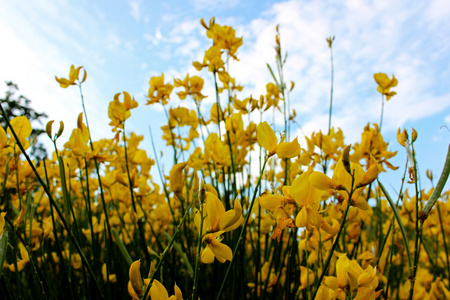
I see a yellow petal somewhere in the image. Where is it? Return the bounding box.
[129,260,143,297]
[205,192,226,231]
[201,246,215,264]
[169,162,187,197]
[0,212,6,237]
[150,279,169,300]
[259,193,282,212]
[290,171,322,207]
[257,121,278,156]
[358,161,379,187]
[210,239,232,262]
[219,199,243,232]
[8,116,32,140]
[277,137,300,158]
[309,172,335,190]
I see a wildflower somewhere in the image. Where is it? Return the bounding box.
[169,162,187,199]
[201,231,232,264]
[174,73,206,100]
[149,279,182,300]
[374,72,397,100]
[309,146,379,210]
[55,65,86,88]
[7,116,32,151]
[108,91,138,131]
[8,242,29,272]
[195,191,244,234]
[256,121,300,158]
[146,73,174,105]
[129,260,143,297]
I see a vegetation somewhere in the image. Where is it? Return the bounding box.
[0,17,449,300]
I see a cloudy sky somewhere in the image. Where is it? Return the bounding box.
[1,0,449,192]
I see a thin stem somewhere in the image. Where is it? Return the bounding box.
[123,125,151,262]
[192,193,204,300]
[327,43,334,135]
[0,101,104,298]
[311,174,356,300]
[216,156,269,300]
[379,94,385,132]
[409,141,422,299]
[141,201,194,300]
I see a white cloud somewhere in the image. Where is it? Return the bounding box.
[190,0,240,10]
[129,0,142,21]
[225,0,450,147]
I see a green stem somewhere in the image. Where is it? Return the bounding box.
[379,94,385,132]
[437,202,450,289]
[192,195,204,300]
[409,142,422,300]
[327,44,334,135]
[421,143,450,217]
[122,126,151,263]
[0,101,104,298]
[216,156,269,300]
[141,201,194,300]
[378,181,413,271]
[311,178,356,300]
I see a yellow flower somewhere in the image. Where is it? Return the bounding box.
[147,73,174,105]
[374,72,398,100]
[7,116,32,151]
[64,128,90,157]
[108,92,138,131]
[195,191,244,235]
[149,279,182,300]
[8,242,30,272]
[169,162,187,198]
[256,121,300,158]
[174,73,206,100]
[55,65,86,88]
[201,231,233,264]
[0,212,6,237]
[129,260,143,297]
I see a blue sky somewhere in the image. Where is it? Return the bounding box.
[1,0,449,193]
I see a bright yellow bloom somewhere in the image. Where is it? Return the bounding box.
[195,191,244,234]
[129,260,143,297]
[55,65,86,88]
[147,73,174,105]
[150,279,182,300]
[108,91,138,131]
[174,73,206,100]
[374,72,397,100]
[201,231,233,264]
[256,121,300,158]
[169,162,187,198]
[7,116,32,151]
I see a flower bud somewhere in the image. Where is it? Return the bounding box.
[342,145,352,175]
[170,162,188,198]
[129,260,143,297]
[46,120,54,139]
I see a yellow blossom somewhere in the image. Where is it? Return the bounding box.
[55,65,86,88]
